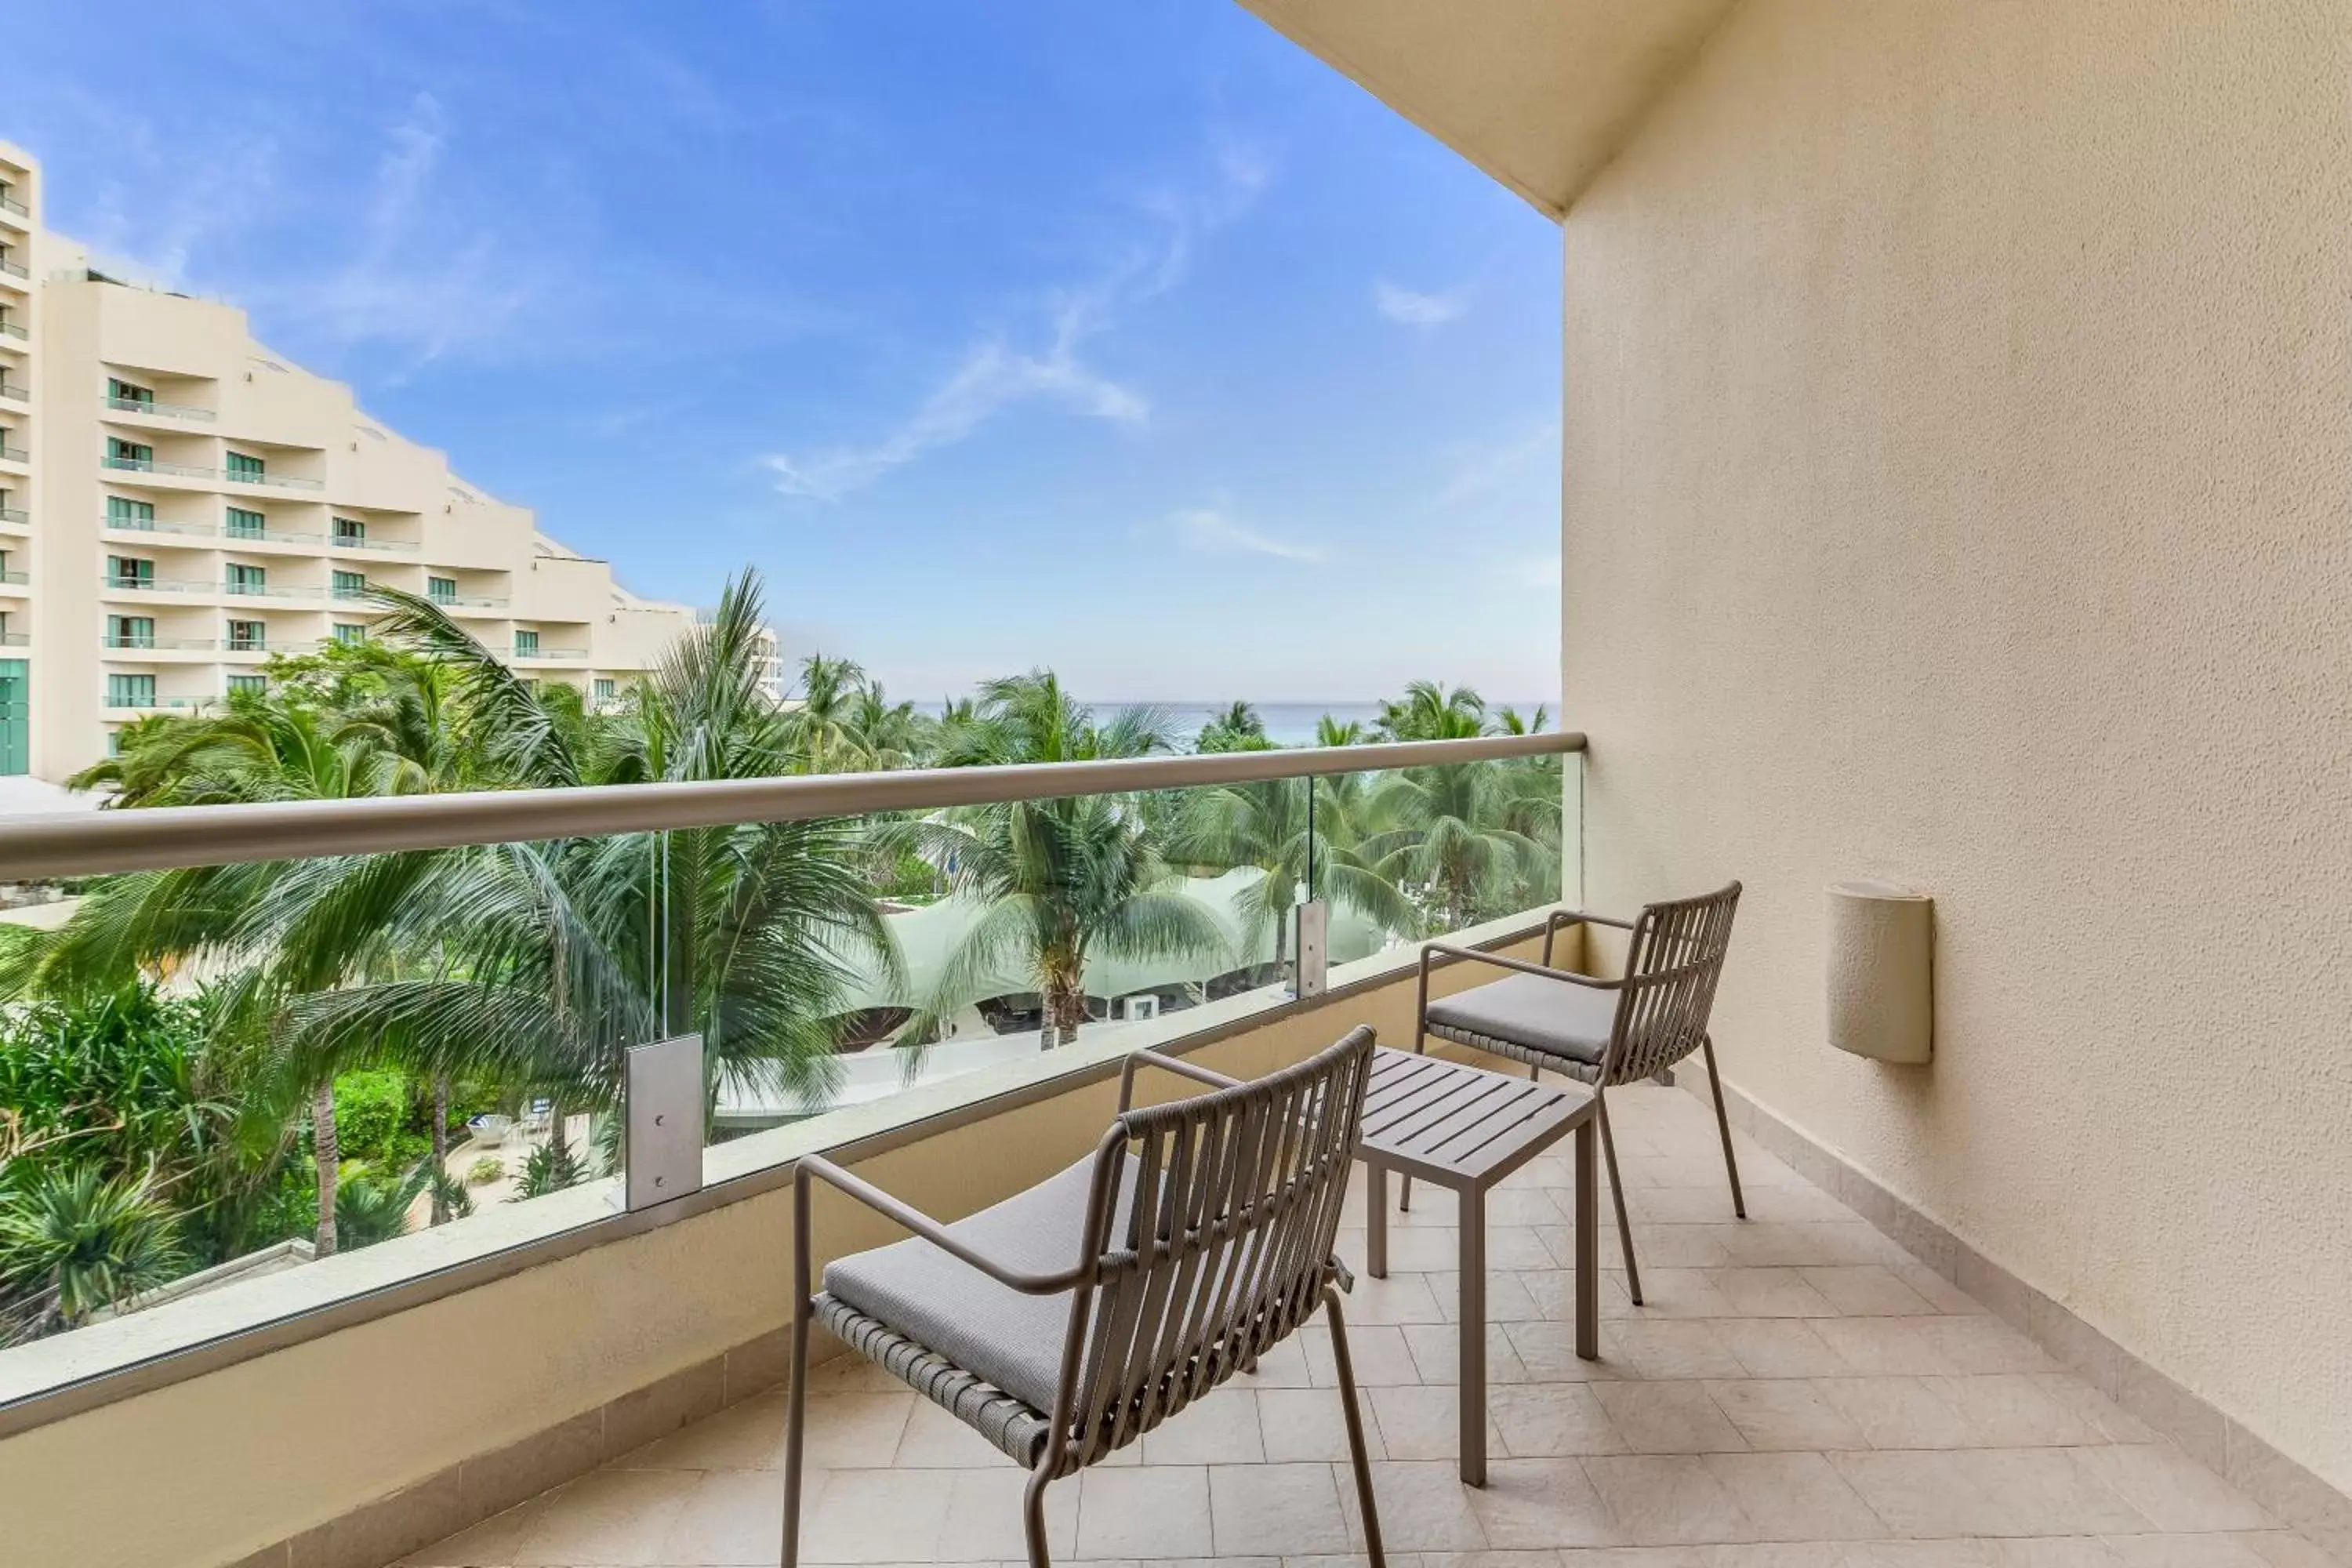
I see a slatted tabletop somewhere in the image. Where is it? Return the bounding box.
[1353,1046,1599,1487]
[1358,1044,1593,1185]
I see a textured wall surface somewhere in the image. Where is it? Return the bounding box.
[1563,0,2352,1492]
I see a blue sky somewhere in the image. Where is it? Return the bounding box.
[9,2,1561,705]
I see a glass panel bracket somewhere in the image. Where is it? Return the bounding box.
[625,1033,706,1211]
[1291,899,1329,1000]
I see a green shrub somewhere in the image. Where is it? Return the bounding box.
[464,1156,504,1187]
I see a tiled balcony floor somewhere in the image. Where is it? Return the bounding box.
[405,1081,2333,1568]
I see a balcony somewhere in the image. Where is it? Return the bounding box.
[223,466,326,492]
[0,256,27,281]
[223,580,324,601]
[329,533,422,554]
[100,692,214,713]
[103,393,217,423]
[0,192,26,222]
[103,455,216,481]
[0,321,25,340]
[0,569,27,586]
[102,516,218,539]
[0,442,26,464]
[436,593,512,611]
[0,381,24,405]
[100,575,213,595]
[0,631,26,648]
[0,506,26,527]
[225,524,327,546]
[103,636,219,652]
[512,643,589,660]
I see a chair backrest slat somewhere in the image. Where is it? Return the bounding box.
[1064,1025,1374,1466]
[1602,882,1743,1086]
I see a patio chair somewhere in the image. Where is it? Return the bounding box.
[781,1025,1387,1568]
[1406,882,1743,1305]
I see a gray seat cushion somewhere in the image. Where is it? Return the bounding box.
[822,1152,1142,1414]
[1425,971,1617,1070]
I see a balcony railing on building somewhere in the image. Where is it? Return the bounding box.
[103,393,217,423]
[0,507,27,526]
[101,575,214,595]
[0,321,25,340]
[103,455,216,481]
[103,635,220,651]
[330,535,421,554]
[0,257,28,281]
[0,444,29,463]
[103,516,219,539]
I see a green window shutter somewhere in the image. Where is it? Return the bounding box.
[593,678,615,701]
[225,507,264,537]
[427,576,457,604]
[226,564,264,592]
[226,451,264,480]
[227,674,267,696]
[331,623,365,646]
[333,517,365,542]
[513,629,539,655]
[332,570,366,598]
[227,620,265,651]
[107,496,156,524]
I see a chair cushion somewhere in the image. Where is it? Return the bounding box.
[1425,972,1617,1069]
[822,1152,1142,1415]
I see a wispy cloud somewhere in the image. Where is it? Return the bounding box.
[764,139,1270,501]
[1437,416,1559,506]
[1373,281,1468,328]
[1171,507,1325,563]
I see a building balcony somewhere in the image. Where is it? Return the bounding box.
[224,524,327,549]
[103,455,217,481]
[0,381,25,405]
[0,194,27,226]
[436,593,513,612]
[103,393,218,423]
[223,580,325,601]
[0,321,26,341]
[0,256,27,281]
[103,636,220,652]
[329,534,421,554]
[100,575,216,596]
[0,506,27,528]
[512,644,590,661]
[0,631,27,648]
[0,443,27,466]
[0,569,27,589]
[100,692,215,714]
[223,467,326,493]
[103,516,219,540]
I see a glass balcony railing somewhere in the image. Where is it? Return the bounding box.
[0,194,27,220]
[223,580,323,599]
[0,631,27,648]
[510,644,587,659]
[101,692,216,711]
[0,321,25,340]
[437,594,511,610]
[0,258,27,281]
[103,456,216,480]
[0,569,28,586]
[0,506,27,525]
[103,635,220,651]
[103,515,218,538]
[223,468,325,492]
[101,575,212,594]
[0,717,1581,1402]
[0,444,28,463]
[330,535,420,554]
[0,383,27,404]
[104,394,217,423]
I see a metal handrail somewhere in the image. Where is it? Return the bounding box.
[0,731,1583,879]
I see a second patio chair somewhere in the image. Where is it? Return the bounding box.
[781,1025,1387,1568]
[1406,881,1743,1305]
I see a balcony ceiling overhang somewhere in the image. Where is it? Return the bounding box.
[1235,0,1738,217]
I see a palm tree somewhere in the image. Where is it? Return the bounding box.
[1314,715,1367,748]
[1169,777,1416,973]
[0,1164,187,1338]
[1376,680,1490,742]
[784,654,871,772]
[909,674,1225,1044]
[1196,701,1272,754]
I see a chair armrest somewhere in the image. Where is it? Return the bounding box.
[1117,1047,1243,1113]
[1543,907,1636,966]
[796,1153,1094,1296]
[1420,941,1628,991]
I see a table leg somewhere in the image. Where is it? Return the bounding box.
[1458,1183,1486,1487]
[1575,1119,1599,1361]
[1365,1163,1388,1280]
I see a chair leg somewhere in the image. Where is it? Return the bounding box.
[1021,1465,1054,1568]
[1700,1035,1747,1221]
[1595,1089,1642,1306]
[1324,1285,1388,1568]
[781,1182,814,1568]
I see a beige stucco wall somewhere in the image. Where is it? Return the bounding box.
[0,935,1550,1568]
[1562,0,2352,1494]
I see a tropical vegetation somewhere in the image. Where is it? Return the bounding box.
[0,575,1560,1340]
